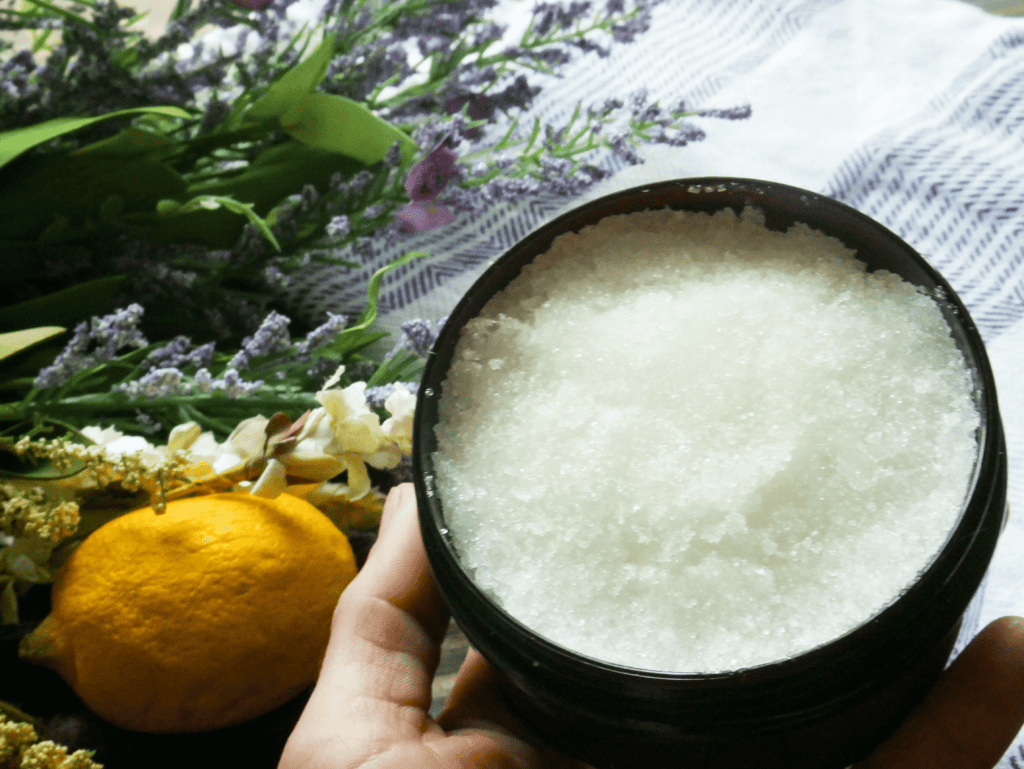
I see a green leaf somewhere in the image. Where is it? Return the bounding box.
[169,0,192,21]
[331,329,389,360]
[22,0,98,30]
[349,251,429,334]
[245,33,338,123]
[0,276,126,333]
[0,328,65,363]
[127,206,249,249]
[0,106,191,171]
[0,153,188,241]
[204,196,282,251]
[1,581,19,625]
[140,141,364,248]
[320,254,428,363]
[75,126,173,159]
[186,139,363,214]
[0,454,88,480]
[281,93,416,164]
[156,199,182,214]
[160,194,281,251]
[366,350,423,387]
[0,419,95,481]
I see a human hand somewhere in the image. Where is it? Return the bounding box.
[853,613,1024,769]
[278,482,589,769]
[279,483,1024,769]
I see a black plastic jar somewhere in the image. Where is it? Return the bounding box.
[412,178,1008,769]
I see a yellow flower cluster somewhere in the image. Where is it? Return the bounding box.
[0,715,101,769]
[0,487,79,545]
[12,436,195,511]
[1,486,82,623]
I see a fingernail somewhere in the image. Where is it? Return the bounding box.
[378,483,410,539]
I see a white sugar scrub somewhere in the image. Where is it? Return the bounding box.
[432,207,981,673]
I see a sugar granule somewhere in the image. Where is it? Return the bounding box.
[433,207,979,673]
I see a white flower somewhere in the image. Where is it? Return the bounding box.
[279,408,346,480]
[251,458,288,498]
[9,554,48,582]
[285,0,327,25]
[80,426,161,463]
[155,421,252,476]
[382,383,416,455]
[248,381,406,501]
[166,422,202,452]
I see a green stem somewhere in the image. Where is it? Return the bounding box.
[0,392,320,425]
[0,699,45,730]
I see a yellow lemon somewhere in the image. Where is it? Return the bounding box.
[19,491,356,733]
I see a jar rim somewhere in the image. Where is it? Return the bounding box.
[412,177,1006,711]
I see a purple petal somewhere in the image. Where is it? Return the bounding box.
[445,93,494,122]
[405,141,458,201]
[396,202,457,233]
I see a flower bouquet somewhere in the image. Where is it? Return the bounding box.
[0,0,748,764]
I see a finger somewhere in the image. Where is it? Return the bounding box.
[344,482,450,644]
[856,615,1024,769]
[439,649,593,769]
[323,482,449,701]
[439,648,519,732]
[375,479,409,541]
[280,484,449,767]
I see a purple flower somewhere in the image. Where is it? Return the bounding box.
[228,311,293,370]
[399,139,460,232]
[33,323,93,390]
[396,201,457,233]
[693,105,753,121]
[141,336,197,373]
[444,93,494,139]
[445,93,494,121]
[533,2,591,37]
[389,317,447,358]
[187,342,216,370]
[610,1,653,43]
[215,368,264,398]
[297,312,348,353]
[114,367,187,400]
[325,215,351,238]
[34,304,149,390]
[194,368,215,394]
[405,140,458,201]
[365,381,420,410]
[491,75,539,113]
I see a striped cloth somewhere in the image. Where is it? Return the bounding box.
[285,1,1024,762]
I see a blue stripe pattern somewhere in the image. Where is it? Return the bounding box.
[281,0,831,328]
[825,31,1024,342]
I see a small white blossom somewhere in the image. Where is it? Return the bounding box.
[79,426,161,461]
[382,383,416,455]
[247,380,409,501]
[251,458,288,498]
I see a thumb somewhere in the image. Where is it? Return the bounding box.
[856,616,1024,769]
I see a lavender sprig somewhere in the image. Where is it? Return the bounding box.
[4,253,433,436]
[1,0,748,383]
[33,305,149,390]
